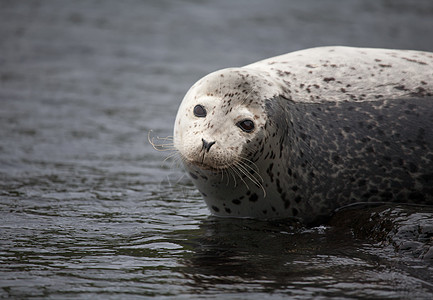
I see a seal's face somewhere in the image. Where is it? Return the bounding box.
[174,69,268,171]
[173,68,283,220]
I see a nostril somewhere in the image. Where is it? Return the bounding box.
[202,138,216,152]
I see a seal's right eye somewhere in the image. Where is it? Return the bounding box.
[237,119,255,133]
[193,104,207,117]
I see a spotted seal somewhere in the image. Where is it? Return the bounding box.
[173,46,433,224]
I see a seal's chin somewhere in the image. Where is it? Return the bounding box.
[184,159,230,173]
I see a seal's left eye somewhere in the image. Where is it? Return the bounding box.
[193,104,207,117]
[237,119,255,133]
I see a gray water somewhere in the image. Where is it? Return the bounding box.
[1,0,433,299]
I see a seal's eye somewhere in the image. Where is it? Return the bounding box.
[237,119,255,133]
[193,104,207,117]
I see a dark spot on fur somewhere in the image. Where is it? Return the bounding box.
[411,87,428,97]
[402,57,428,65]
[394,85,408,91]
[407,162,418,173]
[358,179,367,187]
[323,77,335,83]
[189,172,198,180]
[276,179,283,194]
[212,206,220,212]
[300,132,307,140]
[232,199,241,205]
[249,193,259,202]
[332,154,340,163]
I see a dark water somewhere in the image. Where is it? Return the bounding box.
[1,0,433,298]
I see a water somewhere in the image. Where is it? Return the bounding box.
[1,0,433,298]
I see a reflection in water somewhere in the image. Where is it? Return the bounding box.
[176,206,433,298]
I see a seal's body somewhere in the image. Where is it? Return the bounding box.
[174,46,433,223]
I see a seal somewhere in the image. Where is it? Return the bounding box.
[173,46,433,224]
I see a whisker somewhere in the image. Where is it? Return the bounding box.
[220,166,224,182]
[237,163,262,187]
[174,172,187,185]
[236,159,267,197]
[169,152,185,170]
[157,145,177,150]
[148,130,177,152]
[236,162,263,188]
[230,165,250,190]
[226,166,237,187]
[237,154,260,171]
[238,156,264,183]
[163,151,180,164]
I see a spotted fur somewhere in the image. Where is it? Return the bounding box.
[174,46,433,223]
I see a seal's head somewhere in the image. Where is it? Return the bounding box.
[174,68,278,173]
[173,67,290,219]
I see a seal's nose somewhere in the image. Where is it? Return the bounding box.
[202,138,216,152]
